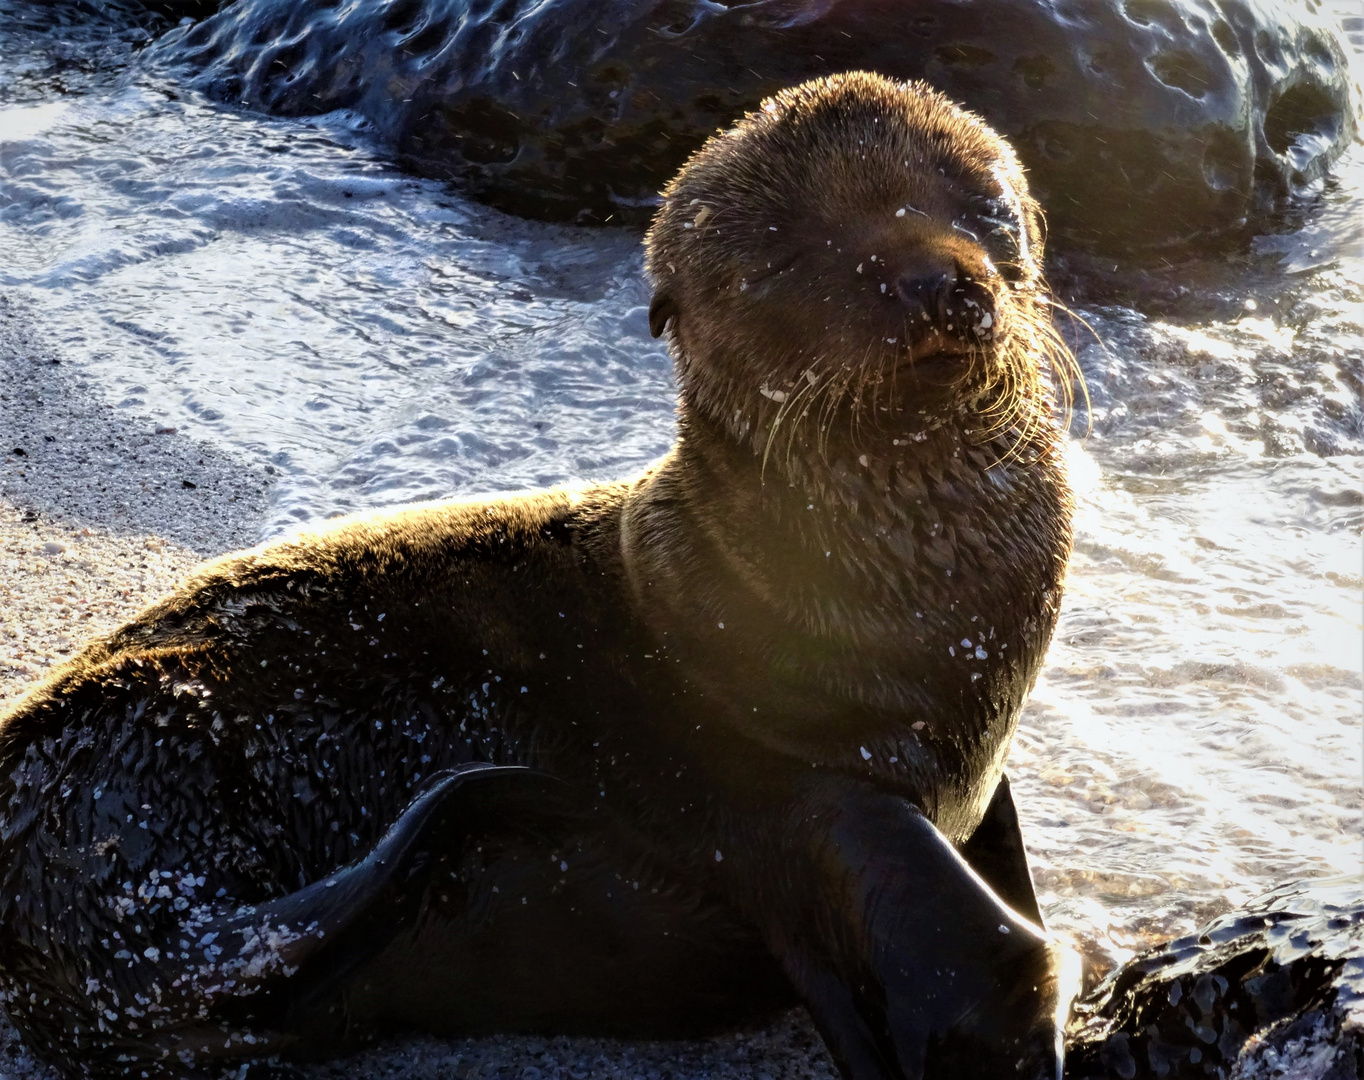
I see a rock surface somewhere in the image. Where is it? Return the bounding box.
[1067,877,1364,1079]
[145,0,1357,249]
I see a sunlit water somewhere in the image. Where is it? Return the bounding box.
[0,0,1359,980]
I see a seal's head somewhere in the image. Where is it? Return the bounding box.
[645,72,1073,460]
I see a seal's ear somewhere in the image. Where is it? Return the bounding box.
[649,294,678,338]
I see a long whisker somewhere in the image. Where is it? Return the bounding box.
[1035,293,1098,438]
[762,366,819,479]
[760,383,797,480]
[778,372,822,473]
[849,337,885,451]
[816,367,855,460]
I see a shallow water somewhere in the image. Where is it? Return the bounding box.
[0,0,1360,984]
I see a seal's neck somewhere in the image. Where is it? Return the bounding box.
[619,397,1072,814]
[629,399,1062,616]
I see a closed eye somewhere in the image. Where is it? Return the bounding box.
[964,198,1028,276]
[738,251,802,292]
[979,214,1019,237]
[967,195,1021,235]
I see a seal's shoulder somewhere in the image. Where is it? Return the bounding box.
[178,479,631,599]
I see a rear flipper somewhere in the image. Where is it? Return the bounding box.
[233,764,589,1048]
[10,764,580,1079]
[958,774,1044,928]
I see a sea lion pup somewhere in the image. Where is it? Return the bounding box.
[0,73,1078,1079]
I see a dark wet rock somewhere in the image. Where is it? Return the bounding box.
[0,1,158,105]
[139,1,224,16]
[143,0,1356,250]
[1066,878,1364,1079]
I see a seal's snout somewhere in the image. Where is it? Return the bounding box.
[894,262,998,348]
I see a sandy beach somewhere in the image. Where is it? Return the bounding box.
[0,294,838,1079]
[0,294,273,710]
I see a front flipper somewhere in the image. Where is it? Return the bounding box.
[958,774,1044,928]
[750,776,1078,1080]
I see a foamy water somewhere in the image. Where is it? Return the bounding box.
[0,0,1359,980]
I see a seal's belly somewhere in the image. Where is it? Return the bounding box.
[324,829,793,1041]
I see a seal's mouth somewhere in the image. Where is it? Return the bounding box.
[891,319,1002,385]
[898,349,972,385]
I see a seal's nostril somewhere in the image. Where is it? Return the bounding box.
[894,270,954,326]
[895,265,998,341]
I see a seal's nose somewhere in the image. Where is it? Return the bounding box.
[894,262,997,344]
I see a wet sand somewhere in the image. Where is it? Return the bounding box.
[0,1007,837,1080]
[0,294,271,710]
